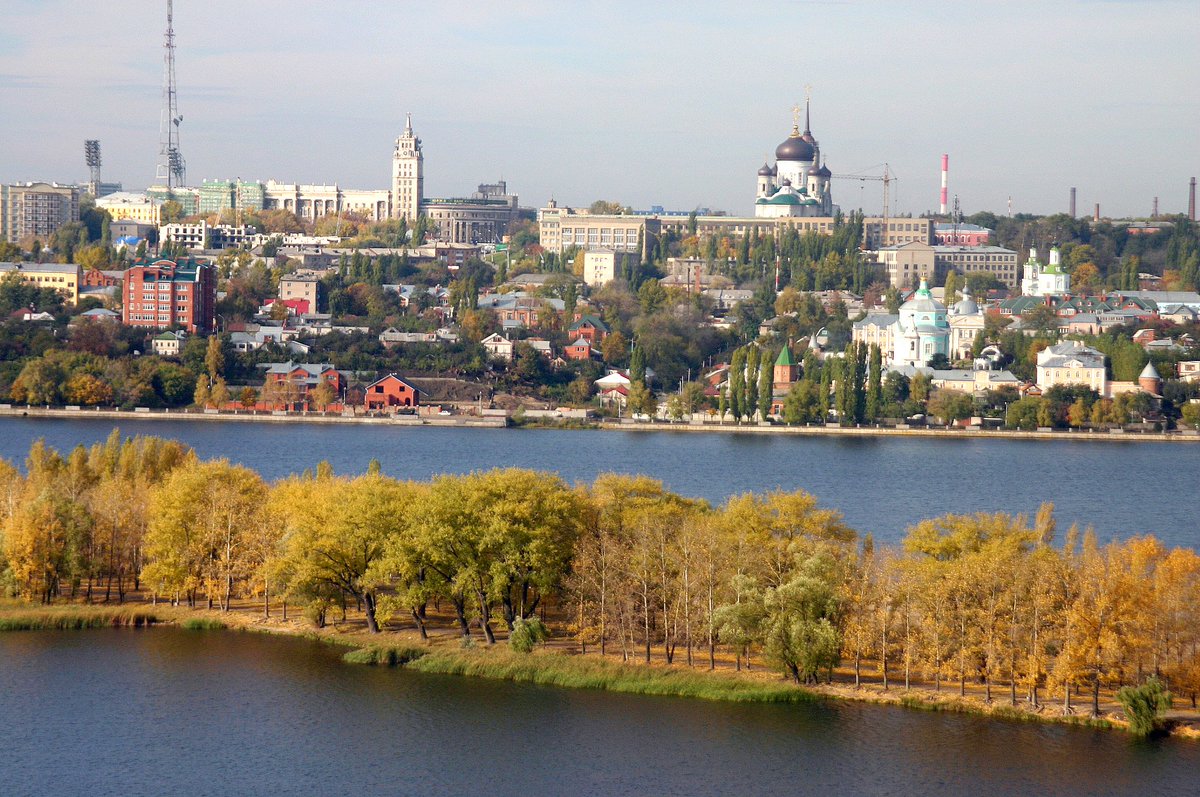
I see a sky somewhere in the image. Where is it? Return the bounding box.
[1,0,1197,219]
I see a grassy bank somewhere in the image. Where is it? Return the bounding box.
[0,604,1185,737]
[0,605,159,631]
[343,643,818,703]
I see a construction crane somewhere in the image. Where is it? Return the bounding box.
[831,164,895,248]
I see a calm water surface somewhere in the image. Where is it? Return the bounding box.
[0,629,1195,797]
[1,417,1196,547]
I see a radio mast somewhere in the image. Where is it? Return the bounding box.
[155,0,186,188]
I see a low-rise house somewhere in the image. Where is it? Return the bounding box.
[81,267,122,290]
[379,327,459,347]
[1178,361,1200,383]
[260,362,345,409]
[500,272,581,292]
[1158,304,1200,325]
[383,284,450,309]
[568,314,609,346]
[74,307,120,324]
[363,374,422,410]
[151,330,186,356]
[477,292,564,331]
[260,297,311,317]
[229,325,309,355]
[927,368,1022,393]
[15,309,55,322]
[481,332,514,361]
[564,337,597,361]
[703,288,754,313]
[524,338,554,359]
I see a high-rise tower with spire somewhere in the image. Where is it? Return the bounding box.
[391,113,423,221]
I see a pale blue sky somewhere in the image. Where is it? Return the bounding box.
[2,1,1197,218]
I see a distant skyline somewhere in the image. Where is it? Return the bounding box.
[2,1,1197,219]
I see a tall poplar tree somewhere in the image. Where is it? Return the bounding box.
[758,346,775,420]
[866,344,883,422]
[729,348,745,422]
[744,346,759,421]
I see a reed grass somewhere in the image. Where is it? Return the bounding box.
[180,618,227,631]
[0,607,157,631]
[342,644,429,666]
[402,648,819,703]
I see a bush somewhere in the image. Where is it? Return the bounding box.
[1117,677,1172,737]
[180,618,226,631]
[342,645,427,667]
[509,616,549,653]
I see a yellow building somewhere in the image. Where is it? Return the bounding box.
[94,192,161,225]
[0,261,82,305]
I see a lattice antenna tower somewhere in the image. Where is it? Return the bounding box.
[155,0,186,188]
[84,140,101,193]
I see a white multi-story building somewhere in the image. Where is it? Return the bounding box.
[582,250,637,287]
[1,182,80,244]
[160,220,251,251]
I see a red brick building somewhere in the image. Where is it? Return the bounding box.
[564,337,597,361]
[122,257,216,334]
[363,374,421,410]
[568,314,609,346]
[82,267,121,289]
[261,362,345,410]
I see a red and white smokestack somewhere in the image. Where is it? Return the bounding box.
[940,154,948,214]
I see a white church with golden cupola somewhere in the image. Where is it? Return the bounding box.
[754,99,837,218]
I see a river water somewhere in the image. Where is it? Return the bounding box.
[0,629,1195,797]
[1,417,1195,548]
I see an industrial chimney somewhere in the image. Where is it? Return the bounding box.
[1191,177,1197,221]
[1094,203,1100,222]
[1069,187,1076,218]
[940,154,948,215]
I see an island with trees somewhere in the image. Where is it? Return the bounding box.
[1,432,1197,738]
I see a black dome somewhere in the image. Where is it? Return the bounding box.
[757,162,774,176]
[775,133,815,162]
[817,164,831,177]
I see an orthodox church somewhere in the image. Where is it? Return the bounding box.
[754,101,837,218]
[892,279,950,368]
[1021,247,1070,297]
[852,279,986,370]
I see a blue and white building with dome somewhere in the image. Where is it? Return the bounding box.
[891,279,950,368]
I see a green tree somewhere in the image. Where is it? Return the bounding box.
[1117,678,1172,737]
[729,348,746,421]
[943,270,959,306]
[762,551,843,684]
[757,346,774,420]
[865,344,883,422]
[628,380,656,417]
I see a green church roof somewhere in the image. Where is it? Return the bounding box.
[756,194,801,206]
[775,345,796,367]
